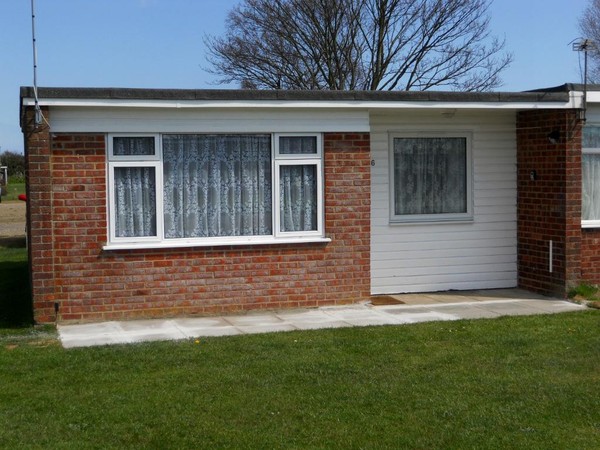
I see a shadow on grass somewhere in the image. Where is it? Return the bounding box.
[0,240,33,327]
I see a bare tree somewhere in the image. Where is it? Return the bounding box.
[205,0,512,91]
[579,0,600,82]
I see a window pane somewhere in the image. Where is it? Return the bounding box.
[280,165,318,232]
[114,167,157,237]
[583,153,600,220]
[113,136,155,156]
[393,137,467,216]
[162,135,272,238]
[583,126,600,148]
[279,136,317,154]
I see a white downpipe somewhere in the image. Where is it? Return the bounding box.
[549,240,553,273]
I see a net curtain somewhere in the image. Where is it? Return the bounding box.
[393,137,466,215]
[583,154,600,220]
[162,134,272,238]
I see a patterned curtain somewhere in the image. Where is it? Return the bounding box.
[280,165,317,232]
[583,127,600,221]
[279,136,317,154]
[162,135,272,238]
[583,154,600,220]
[114,167,157,237]
[393,137,466,215]
[113,136,155,156]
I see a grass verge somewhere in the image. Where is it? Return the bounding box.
[568,283,600,309]
[1,311,598,448]
[0,182,25,202]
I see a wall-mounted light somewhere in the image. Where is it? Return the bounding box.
[548,129,561,144]
[530,170,538,181]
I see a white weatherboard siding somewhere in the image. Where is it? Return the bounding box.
[370,110,517,294]
[48,107,370,133]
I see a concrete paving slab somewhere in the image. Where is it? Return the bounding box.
[320,308,380,320]
[517,299,587,313]
[473,301,550,316]
[395,311,459,323]
[234,323,299,334]
[421,294,474,304]
[466,289,550,301]
[59,321,133,348]
[275,309,337,322]
[57,292,590,348]
[321,309,413,326]
[174,317,233,327]
[277,309,356,330]
[58,321,123,337]
[172,318,242,338]
[377,306,431,315]
[60,335,133,349]
[119,319,181,333]
[129,332,187,344]
[385,294,434,304]
[291,320,352,330]
[341,317,398,327]
[223,314,286,327]
[177,327,243,338]
[391,296,447,305]
[424,304,501,320]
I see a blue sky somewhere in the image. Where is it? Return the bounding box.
[0,0,592,153]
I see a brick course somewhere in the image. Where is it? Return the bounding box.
[25,124,371,323]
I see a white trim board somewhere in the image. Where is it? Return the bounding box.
[23,97,578,110]
[48,107,370,133]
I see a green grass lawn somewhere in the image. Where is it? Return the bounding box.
[1,311,598,449]
[1,182,25,202]
[1,245,599,448]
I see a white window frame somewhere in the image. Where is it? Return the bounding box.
[274,159,324,238]
[582,125,600,228]
[274,134,324,238]
[105,132,327,250]
[107,134,163,244]
[389,132,473,224]
[275,133,323,159]
[108,133,160,161]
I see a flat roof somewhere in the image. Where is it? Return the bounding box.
[20,86,571,103]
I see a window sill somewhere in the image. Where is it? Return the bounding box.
[102,236,332,251]
[582,222,600,229]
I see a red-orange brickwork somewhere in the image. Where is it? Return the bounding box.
[25,125,371,323]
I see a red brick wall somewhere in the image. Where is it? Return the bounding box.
[516,109,582,297]
[25,124,371,323]
[581,230,600,283]
[24,107,55,323]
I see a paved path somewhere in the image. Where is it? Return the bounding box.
[58,289,587,348]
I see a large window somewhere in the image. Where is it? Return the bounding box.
[390,134,472,223]
[107,133,324,247]
[583,125,600,227]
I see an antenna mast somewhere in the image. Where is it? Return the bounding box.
[573,38,593,123]
[31,0,42,126]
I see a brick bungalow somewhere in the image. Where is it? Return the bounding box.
[19,85,599,323]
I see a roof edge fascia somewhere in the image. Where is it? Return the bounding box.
[20,97,579,110]
[19,85,580,110]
